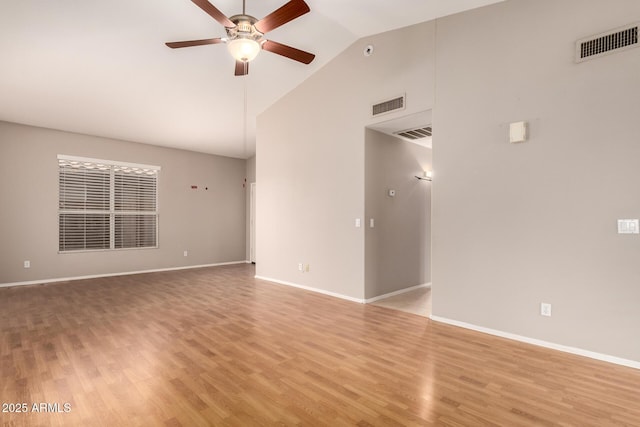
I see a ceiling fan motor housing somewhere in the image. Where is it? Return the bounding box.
[227,15,263,41]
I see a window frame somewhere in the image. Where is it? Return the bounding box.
[58,154,160,253]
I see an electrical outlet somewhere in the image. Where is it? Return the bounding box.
[183,250,188,257]
[298,263,303,271]
[24,260,30,269]
[540,303,552,317]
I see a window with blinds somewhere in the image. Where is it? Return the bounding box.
[58,155,160,252]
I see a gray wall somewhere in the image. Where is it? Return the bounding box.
[365,129,431,299]
[433,0,640,362]
[0,121,247,285]
[257,21,436,300]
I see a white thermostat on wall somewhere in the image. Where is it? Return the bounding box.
[509,121,528,143]
[618,219,639,234]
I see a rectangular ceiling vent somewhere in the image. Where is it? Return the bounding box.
[394,126,432,140]
[576,23,639,62]
[372,94,405,117]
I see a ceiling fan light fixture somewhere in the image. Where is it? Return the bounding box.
[227,37,261,62]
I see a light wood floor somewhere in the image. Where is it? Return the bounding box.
[370,287,431,317]
[2,264,640,426]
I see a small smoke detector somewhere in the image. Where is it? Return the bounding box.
[576,23,639,62]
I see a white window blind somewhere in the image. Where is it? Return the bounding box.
[58,155,160,252]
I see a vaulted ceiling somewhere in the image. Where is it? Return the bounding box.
[0,0,503,158]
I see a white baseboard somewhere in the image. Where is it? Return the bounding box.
[0,261,248,288]
[430,315,640,370]
[365,282,431,304]
[254,275,365,304]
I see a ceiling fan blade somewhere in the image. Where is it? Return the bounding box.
[165,38,224,49]
[235,61,249,76]
[191,0,235,28]
[254,0,310,34]
[262,40,315,64]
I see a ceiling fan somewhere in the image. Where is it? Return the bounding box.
[166,0,315,76]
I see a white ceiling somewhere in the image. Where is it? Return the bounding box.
[0,0,503,159]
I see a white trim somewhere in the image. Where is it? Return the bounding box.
[430,315,640,370]
[0,261,247,288]
[254,276,365,304]
[365,282,431,304]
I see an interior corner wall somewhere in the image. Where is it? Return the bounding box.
[256,21,435,300]
[364,129,432,299]
[432,0,640,362]
[0,121,247,285]
[245,154,256,261]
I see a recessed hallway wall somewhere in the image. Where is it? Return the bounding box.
[365,128,432,299]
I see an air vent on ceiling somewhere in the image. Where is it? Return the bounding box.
[394,126,432,141]
[576,23,639,62]
[372,94,406,117]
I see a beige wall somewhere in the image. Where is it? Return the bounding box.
[257,0,640,363]
[0,121,247,285]
[433,0,640,362]
[365,129,431,299]
[257,21,436,300]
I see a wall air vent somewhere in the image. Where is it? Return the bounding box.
[372,94,405,117]
[576,23,639,62]
[394,126,432,140]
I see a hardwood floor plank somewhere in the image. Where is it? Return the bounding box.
[2,264,640,426]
